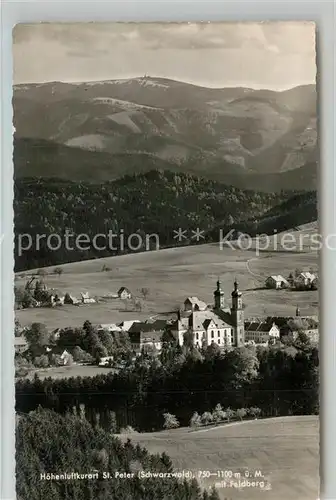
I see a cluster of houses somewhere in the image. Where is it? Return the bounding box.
[265,272,318,290]
[94,279,319,352]
[15,278,319,369]
[19,275,133,309]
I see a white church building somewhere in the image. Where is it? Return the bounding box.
[172,280,245,348]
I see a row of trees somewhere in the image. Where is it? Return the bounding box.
[163,405,262,430]
[16,341,319,432]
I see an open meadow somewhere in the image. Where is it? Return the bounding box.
[20,364,118,381]
[120,416,319,500]
[15,236,318,330]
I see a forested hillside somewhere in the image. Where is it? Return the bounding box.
[16,408,218,500]
[13,171,315,271]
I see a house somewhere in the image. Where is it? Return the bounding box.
[118,320,140,332]
[97,323,122,333]
[118,287,132,300]
[286,317,319,343]
[171,280,245,348]
[128,320,167,352]
[128,330,163,353]
[184,297,208,312]
[244,321,280,344]
[60,349,72,366]
[99,356,114,366]
[14,336,28,354]
[80,292,96,304]
[265,275,290,289]
[294,272,316,289]
[49,291,65,307]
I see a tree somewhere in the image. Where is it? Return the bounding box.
[53,267,63,277]
[34,354,49,368]
[212,403,226,423]
[294,268,301,278]
[36,269,47,278]
[134,299,142,312]
[295,331,311,349]
[190,412,202,428]
[201,412,213,425]
[163,413,180,430]
[247,407,261,419]
[203,343,221,361]
[236,408,247,421]
[72,346,93,363]
[25,323,50,347]
[34,280,50,302]
[139,287,150,300]
[226,408,235,422]
[183,330,194,349]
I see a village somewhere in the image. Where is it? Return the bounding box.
[14,271,319,378]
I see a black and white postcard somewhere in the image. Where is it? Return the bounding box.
[13,22,319,500]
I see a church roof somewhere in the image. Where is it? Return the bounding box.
[184,297,208,311]
[191,310,233,330]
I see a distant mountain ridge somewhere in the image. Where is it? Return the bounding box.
[13,77,318,191]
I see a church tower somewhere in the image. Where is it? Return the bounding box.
[231,280,244,346]
[214,278,225,310]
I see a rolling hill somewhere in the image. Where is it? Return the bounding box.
[13,77,318,191]
[120,416,319,500]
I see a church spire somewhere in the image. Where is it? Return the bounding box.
[214,277,224,310]
[231,278,241,297]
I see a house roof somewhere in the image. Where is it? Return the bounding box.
[118,320,140,331]
[184,297,208,311]
[98,323,122,332]
[129,331,163,343]
[128,320,166,334]
[267,275,289,283]
[118,287,131,294]
[298,272,315,280]
[245,321,280,333]
[191,310,233,330]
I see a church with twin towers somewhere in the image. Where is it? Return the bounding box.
[173,279,245,348]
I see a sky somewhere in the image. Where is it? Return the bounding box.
[12,22,316,90]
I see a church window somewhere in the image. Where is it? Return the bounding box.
[211,330,214,338]
[218,339,221,345]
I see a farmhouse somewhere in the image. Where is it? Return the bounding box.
[119,320,141,332]
[128,330,163,353]
[60,349,72,366]
[81,292,96,304]
[265,275,290,289]
[97,323,122,333]
[128,320,166,352]
[244,321,280,344]
[294,272,316,288]
[49,290,65,307]
[118,287,132,300]
[14,336,28,354]
[99,356,114,366]
[171,279,245,348]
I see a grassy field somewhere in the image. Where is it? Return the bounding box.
[21,364,117,381]
[120,416,319,500]
[15,237,318,330]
